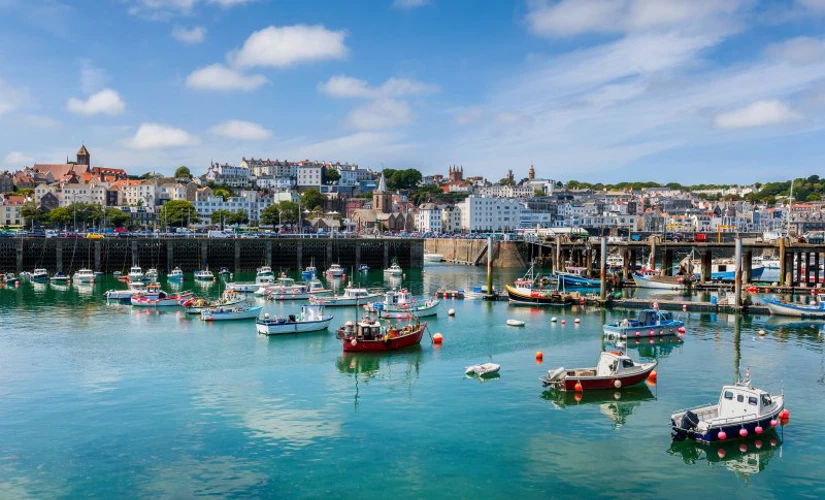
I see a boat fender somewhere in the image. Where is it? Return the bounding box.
[547,367,565,380]
[350,338,357,346]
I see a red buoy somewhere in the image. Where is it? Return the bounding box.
[648,370,657,382]
[535,351,543,361]
[770,419,778,427]
[433,333,443,344]
[739,428,748,437]
[574,381,583,392]
[717,430,726,440]
[755,425,763,435]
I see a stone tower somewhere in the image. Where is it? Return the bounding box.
[528,163,535,181]
[373,172,391,214]
[448,165,464,181]
[76,144,90,171]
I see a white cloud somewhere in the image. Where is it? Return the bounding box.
[3,151,34,167]
[209,119,272,140]
[526,0,744,37]
[452,106,484,125]
[66,89,126,115]
[290,131,411,161]
[230,25,348,68]
[172,25,206,44]
[80,59,108,94]
[714,100,802,129]
[392,0,430,8]
[319,75,439,99]
[126,123,199,149]
[126,0,196,19]
[22,115,59,128]
[765,37,825,64]
[347,98,411,130]
[0,77,27,115]
[185,64,268,91]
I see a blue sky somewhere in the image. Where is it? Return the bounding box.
[1,0,825,183]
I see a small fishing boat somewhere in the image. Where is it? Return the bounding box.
[632,272,692,290]
[506,262,574,306]
[551,267,601,288]
[31,268,49,282]
[336,315,427,352]
[311,286,381,307]
[226,266,275,292]
[464,285,499,300]
[301,262,317,280]
[368,288,440,318]
[131,289,193,307]
[180,295,244,314]
[200,304,262,321]
[541,350,657,390]
[194,268,215,281]
[358,264,370,272]
[670,375,785,444]
[127,266,144,282]
[384,262,403,276]
[145,268,159,281]
[105,281,147,304]
[168,267,184,281]
[2,272,18,285]
[49,272,69,284]
[763,293,825,318]
[326,263,345,278]
[266,277,330,300]
[255,304,334,335]
[603,309,685,341]
[506,319,525,327]
[423,253,444,263]
[255,274,302,296]
[465,363,501,377]
[72,268,96,283]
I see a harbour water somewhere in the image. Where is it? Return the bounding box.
[1,265,824,498]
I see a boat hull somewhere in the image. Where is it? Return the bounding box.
[546,362,657,390]
[671,401,785,444]
[225,282,262,292]
[632,273,688,290]
[255,316,333,335]
[341,325,426,352]
[375,301,440,319]
[763,298,825,318]
[603,321,684,340]
[131,292,192,307]
[313,294,382,307]
[201,306,262,321]
[505,285,573,306]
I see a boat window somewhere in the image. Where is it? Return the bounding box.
[762,394,772,406]
[737,395,744,403]
[724,391,734,400]
[622,359,634,368]
[748,397,758,406]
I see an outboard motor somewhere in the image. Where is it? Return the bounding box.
[672,410,699,441]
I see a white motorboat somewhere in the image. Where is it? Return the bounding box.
[255,304,334,335]
[368,288,440,318]
[763,293,825,318]
[424,253,444,263]
[266,277,331,301]
[31,268,49,282]
[2,272,18,285]
[145,268,159,282]
[49,272,69,284]
[506,319,525,327]
[72,268,96,283]
[384,262,403,276]
[255,274,302,296]
[465,363,501,377]
[671,376,785,444]
[326,263,344,277]
[310,286,381,307]
[128,266,144,282]
[131,289,193,307]
[200,305,262,321]
[632,272,691,290]
[105,281,148,304]
[180,295,245,314]
[226,266,275,292]
[194,268,215,281]
[168,267,184,281]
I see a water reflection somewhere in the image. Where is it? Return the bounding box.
[541,384,655,427]
[619,337,685,359]
[668,436,783,481]
[335,349,423,411]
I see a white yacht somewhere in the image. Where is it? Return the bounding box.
[72,268,96,283]
[326,263,344,278]
[128,266,144,282]
[384,262,403,276]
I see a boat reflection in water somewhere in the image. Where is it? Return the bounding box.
[619,336,685,359]
[669,436,783,480]
[336,349,422,411]
[541,384,655,427]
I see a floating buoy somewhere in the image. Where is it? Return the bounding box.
[755,440,763,450]
[758,329,766,336]
[635,331,640,337]
[648,370,657,382]
[448,308,456,316]
[561,320,566,325]
[613,379,622,389]
[739,428,748,437]
[574,381,583,392]
[780,409,790,419]
[739,443,748,453]
[649,330,655,336]
[755,425,763,435]
[677,327,686,334]
[682,304,687,311]
[717,430,727,440]
[717,448,726,459]
[535,351,543,361]
[574,318,580,324]
[551,317,557,323]
[770,419,778,427]
[433,333,443,344]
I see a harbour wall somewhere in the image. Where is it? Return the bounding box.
[0,238,423,274]
[424,238,527,268]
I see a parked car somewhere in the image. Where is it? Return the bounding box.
[86,232,104,239]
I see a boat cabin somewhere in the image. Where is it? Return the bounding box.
[385,289,413,306]
[716,381,778,420]
[276,276,297,288]
[344,287,373,298]
[595,351,638,376]
[620,309,674,327]
[341,320,384,340]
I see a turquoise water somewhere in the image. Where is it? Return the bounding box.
[1,265,823,498]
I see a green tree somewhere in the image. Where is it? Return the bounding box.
[15,187,34,197]
[301,188,326,211]
[48,207,72,227]
[277,201,299,224]
[498,177,515,187]
[21,201,41,226]
[260,205,279,226]
[387,169,423,190]
[323,168,340,184]
[213,187,232,201]
[227,210,249,226]
[174,166,192,179]
[210,209,233,229]
[104,207,130,228]
[159,200,197,227]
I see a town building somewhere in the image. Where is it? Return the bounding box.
[458,195,524,232]
[1,194,25,227]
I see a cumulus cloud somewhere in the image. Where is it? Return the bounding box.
[765,37,825,64]
[66,89,126,115]
[714,100,802,129]
[0,78,27,115]
[172,25,206,44]
[230,24,348,68]
[392,0,430,8]
[3,151,35,167]
[347,98,411,130]
[126,123,199,149]
[185,64,268,91]
[319,75,439,99]
[209,119,271,140]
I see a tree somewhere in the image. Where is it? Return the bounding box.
[261,205,280,226]
[159,200,197,227]
[210,209,232,229]
[104,207,130,228]
[213,187,232,201]
[301,188,326,211]
[385,169,422,190]
[227,210,249,226]
[48,207,72,227]
[21,201,41,226]
[174,166,192,179]
[498,177,515,187]
[15,187,34,198]
[323,168,340,184]
[277,201,299,224]
[410,184,441,205]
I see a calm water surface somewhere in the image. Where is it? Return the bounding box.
[1,265,823,499]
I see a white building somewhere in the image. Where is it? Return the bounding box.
[242,158,298,178]
[157,182,187,203]
[441,205,462,233]
[414,203,442,232]
[205,162,252,189]
[255,176,295,190]
[116,180,157,207]
[475,184,535,198]
[194,190,271,225]
[458,196,524,232]
[297,164,323,189]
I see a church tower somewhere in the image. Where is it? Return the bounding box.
[528,163,535,181]
[76,144,90,172]
[373,172,390,214]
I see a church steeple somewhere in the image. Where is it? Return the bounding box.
[373,172,390,214]
[528,163,535,181]
[76,144,90,172]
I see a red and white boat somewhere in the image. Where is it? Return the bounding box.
[336,316,427,352]
[131,289,193,307]
[541,351,657,391]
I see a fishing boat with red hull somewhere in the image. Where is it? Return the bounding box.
[336,317,427,352]
[541,350,657,391]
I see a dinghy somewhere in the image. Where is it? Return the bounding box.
[465,363,501,377]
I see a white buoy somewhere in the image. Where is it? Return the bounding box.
[551,317,558,323]
[574,318,581,324]
[448,308,456,316]
[758,329,766,336]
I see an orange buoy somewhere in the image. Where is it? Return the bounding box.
[433,333,443,344]
[648,370,657,381]
[535,351,543,361]
[574,381,583,392]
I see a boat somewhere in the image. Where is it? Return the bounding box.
[180,295,244,314]
[310,286,382,307]
[551,267,601,288]
[168,267,184,281]
[255,304,334,335]
[763,293,825,318]
[424,253,444,263]
[368,288,440,318]
[145,268,159,281]
[541,350,657,390]
[72,268,96,283]
[255,274,302,296]
[326,263,345,277]
[358,264,370,272]
[131,289,193,307]
[266,277,330,300]
[465,363,501,377]
[218,267,232,278]
[506,319,525,327]
[226,266,275,292]
[705,259,765,282]
[464,285,499,300]
[506,262,575,306]
[603,309,685,341]
[335,315,427,352]
[127,266,144,282]
[49,272,69,284]
[2,272,18,285]
[194,268,215,281]
[670,376,785,444]
[105,281,148,304]
[200,304,262,321]
[31,268,49,282]
[301,264,317,281]
[384,262,403,276]
[632,272,692,290]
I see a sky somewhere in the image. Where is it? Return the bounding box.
[1,0,825,183]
